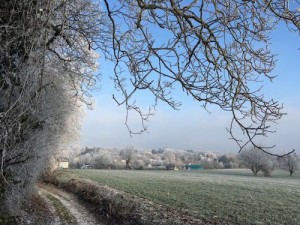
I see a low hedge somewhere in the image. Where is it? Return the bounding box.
[42,170,209,225]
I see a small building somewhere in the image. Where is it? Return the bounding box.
[150,160,166,170]
[58,158,69,169]
[81,163,91,169]
[185,163,203,170]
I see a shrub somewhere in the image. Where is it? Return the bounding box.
[165,163,175,170]
[238,147,276,176]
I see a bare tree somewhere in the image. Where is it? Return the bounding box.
[102,0,299,156]
[278,153,299,176]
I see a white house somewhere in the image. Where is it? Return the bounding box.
[58,158,69,169]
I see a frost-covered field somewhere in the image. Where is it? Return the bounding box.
[70,169,300,225]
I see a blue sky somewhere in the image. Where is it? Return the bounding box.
[80,22,300,154]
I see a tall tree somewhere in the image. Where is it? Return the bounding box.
[0,0,104,217]
[278,153,299,176]
[120,147,136,169]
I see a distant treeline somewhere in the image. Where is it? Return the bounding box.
[68,147,241,170]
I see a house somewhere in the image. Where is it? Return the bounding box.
[58,158,69,169]
[150,160,166,170]
[81,163,92,169]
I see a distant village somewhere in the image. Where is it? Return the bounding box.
[58,147,240,170]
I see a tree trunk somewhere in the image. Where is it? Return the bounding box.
[251,167,258,176]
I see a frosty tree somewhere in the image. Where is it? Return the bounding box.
[0,0,104,216]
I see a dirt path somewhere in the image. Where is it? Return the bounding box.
[38,183,106,225]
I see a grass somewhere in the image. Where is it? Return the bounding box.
[63,169,300,225]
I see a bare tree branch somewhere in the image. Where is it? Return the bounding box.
[102,0,299,155]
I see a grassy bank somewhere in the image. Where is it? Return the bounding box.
[44,170,207,225]
[64,169,300,225]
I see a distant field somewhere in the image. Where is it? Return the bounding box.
[69,169,300,225]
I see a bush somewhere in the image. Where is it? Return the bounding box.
[165,163,175,170]
[91,155,113,169]
[132,160,145,170]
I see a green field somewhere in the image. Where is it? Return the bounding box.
[68,169,300,225]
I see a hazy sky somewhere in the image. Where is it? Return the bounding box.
[80,22,300,154]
